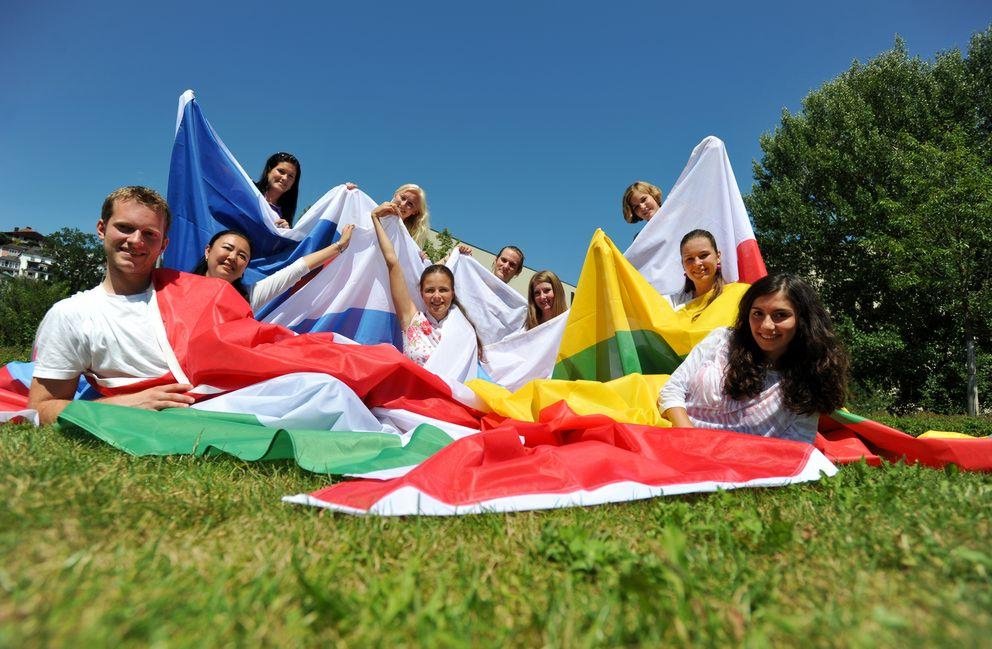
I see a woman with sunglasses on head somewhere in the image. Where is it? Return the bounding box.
[192,224,355,311]
[659,273,848,443]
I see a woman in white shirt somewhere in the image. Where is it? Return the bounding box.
[192,225,354,311]
[659,273,849,443]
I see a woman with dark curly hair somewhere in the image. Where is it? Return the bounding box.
[658,273,848,443]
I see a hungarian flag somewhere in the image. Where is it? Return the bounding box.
[286,404,835,516]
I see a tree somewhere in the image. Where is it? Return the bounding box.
[746,28,992,413]
[422,228,456,263]
[0,277,68,347]
[43,227,105,295]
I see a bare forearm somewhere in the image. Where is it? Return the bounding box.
[662,407,694,428]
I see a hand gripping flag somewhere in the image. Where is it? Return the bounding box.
[625,136,767,296]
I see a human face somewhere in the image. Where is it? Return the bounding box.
[749,291,798,362]
[265,161,298,200]
[628,190,660,222]
[96,199,168,284]
[204,234,251,283]
[421,271,453,321]
[681,236,720,295]
[493,248,523,282]
[532,281,555,317]
[395,190,421,221]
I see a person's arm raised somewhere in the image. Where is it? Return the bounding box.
[371,213,419,330]
[299,224,355,270]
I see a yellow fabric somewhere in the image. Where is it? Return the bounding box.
[918,430,988,440]
[555,229,747,362]
[468,373,672,426]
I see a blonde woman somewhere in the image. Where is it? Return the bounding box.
[371,183,431,247]
[621,181,663,224]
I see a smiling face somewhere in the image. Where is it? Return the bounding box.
[627,190,660,222]
[493,248,523,282]
[681,235,720,295]
[204,233,251,283]
[420,270,454,321]
[96,199,168,285]
[395,190,422,221]
[749,291,798,362]
[532,281,555,317]
[265,161,298,201]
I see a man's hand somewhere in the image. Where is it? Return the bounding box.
[102,383,196,411]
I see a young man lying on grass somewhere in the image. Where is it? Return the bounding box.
[29,187,195,424]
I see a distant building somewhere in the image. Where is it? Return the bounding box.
[0,227,54,281]
[426,230,576,306]
[2,226,46,246]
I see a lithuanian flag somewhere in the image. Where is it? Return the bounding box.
[551,230,747,382]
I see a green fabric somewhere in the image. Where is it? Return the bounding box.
[552,329,684,382]
[57,401,454,476]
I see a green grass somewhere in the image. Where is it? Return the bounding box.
[2,423,991,648]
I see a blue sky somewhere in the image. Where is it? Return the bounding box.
[1,1,988,284]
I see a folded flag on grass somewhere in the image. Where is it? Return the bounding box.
[816,410,992,470]
[286,403,836,516]
[624,135,767,296]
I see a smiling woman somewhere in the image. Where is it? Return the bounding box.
[525,270,567,330]
[370,210,481,368]
[191,225,354,312]
[658,273,849,443]
[255,152,301,228]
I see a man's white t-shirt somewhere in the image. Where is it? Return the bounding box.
[33,285,172,382]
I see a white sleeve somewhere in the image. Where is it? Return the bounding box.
[658,327,729,413]
[248,258,311,311]
[33,300,88,380]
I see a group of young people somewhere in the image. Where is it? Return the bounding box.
[28,158,850,446]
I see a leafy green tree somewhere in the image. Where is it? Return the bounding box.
[746,28,992,413]
[422,228,456,263]
[0,277,68,347]
[43,227,105,295]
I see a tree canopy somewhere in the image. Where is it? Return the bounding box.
[746,27,992,413]
[43,227,105,296]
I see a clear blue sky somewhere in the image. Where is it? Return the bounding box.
[2,1,988,284]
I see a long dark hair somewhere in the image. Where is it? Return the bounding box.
[254,152,301,224]
[680,229,725,320]
[723,274,848,415]
[192,229,252,302]
[420,264,485,361]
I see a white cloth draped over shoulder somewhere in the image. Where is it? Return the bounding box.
[624,136,766,296]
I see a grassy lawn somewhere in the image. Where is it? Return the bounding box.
[1,421,990,647]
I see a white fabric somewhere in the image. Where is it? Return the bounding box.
[248,257,310,311]
[624,136,758,296]
[480,310,568,391]
[423,305,479,385]
[33,286,173,383]
[261,192,425,333]
[658,328,818,443]
[446,250,526,345]
[193,372,399,433]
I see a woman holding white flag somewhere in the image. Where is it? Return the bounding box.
[192,225,354,311]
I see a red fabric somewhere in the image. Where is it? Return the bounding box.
[311,403,820,510]
[735,238,768,285]
[0,366,29,411]
[152,270,481,427]
[816,413,992,471]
